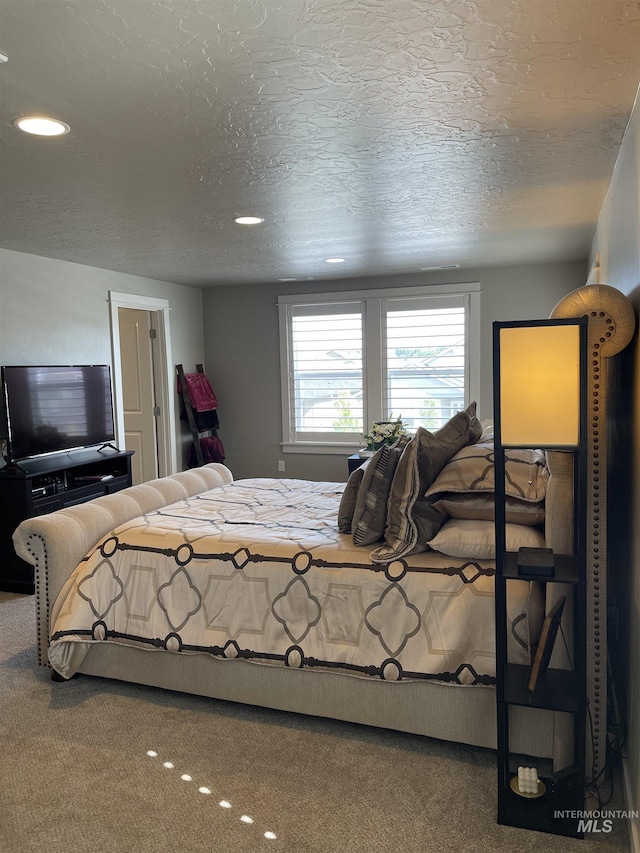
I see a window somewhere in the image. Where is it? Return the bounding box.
[279,283,480,453]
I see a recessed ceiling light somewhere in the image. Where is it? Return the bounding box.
[0,52,8,63]
[13,116,70,136]
[420,264,460,271]
[277,277,298,282]
[325,257,346,264]
[234,216,264,225]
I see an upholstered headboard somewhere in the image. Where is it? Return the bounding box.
[548,284,635,781]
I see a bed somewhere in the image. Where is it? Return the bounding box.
[12,284,635,778]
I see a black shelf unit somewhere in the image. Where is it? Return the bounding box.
[0,446,133,593]
[503,663,583,713]
[501,552,579,584]
[493,317,588,839]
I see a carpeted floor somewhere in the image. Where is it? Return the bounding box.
[0,591,630,853]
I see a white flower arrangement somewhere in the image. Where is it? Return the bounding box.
[363,418,407,451]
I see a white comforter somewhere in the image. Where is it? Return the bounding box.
[48,478,533,682]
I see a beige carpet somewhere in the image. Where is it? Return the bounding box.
[0,591,630,853]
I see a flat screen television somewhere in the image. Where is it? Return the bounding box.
[1,365,115,462]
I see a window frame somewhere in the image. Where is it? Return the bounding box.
[278,282,481,454]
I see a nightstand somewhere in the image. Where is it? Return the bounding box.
[347,454,362,474]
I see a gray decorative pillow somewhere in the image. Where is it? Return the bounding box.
[371,409,476,563]
[352,437,409,546]
[466,401,483,445]
[415,410,475,494]
[337,463,366,533]
[411,496,448,551]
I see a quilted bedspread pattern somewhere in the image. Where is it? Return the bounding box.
[48,478,531,682]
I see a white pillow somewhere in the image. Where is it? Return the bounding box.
[427,518,545,560]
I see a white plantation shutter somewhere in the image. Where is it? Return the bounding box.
[279,285,478,451]
[384,296,467,431]
[285,302,364,444]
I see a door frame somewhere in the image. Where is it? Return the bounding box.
[109,291,177,477]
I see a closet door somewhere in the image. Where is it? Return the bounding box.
[118,307,159,484]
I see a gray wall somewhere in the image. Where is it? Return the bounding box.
[591,85,640,852]
[0,248,585,481]
[202,260,585,482]
[0,248,206,469]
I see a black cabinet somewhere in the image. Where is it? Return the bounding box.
[0,447,133,593]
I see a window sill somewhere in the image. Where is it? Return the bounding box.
[281,443,362,456]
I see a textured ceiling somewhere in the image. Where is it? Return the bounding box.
[0,0,639,288]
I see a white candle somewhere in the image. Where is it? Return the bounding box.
[517,765,539,794]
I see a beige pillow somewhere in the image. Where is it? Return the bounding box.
[370,408,477,563]
[424,441,549,504]
[427,518,546,560]
[337,464,366,533]
[432,493,545,526]
[352,437,409,546]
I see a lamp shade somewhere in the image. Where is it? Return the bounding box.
[499,323,582,447]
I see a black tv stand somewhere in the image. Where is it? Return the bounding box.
[0,447,133,594]
[1,459,28,474]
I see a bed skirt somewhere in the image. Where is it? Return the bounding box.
[75,638,571,760]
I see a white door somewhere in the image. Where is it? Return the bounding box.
[118,307,159,484]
